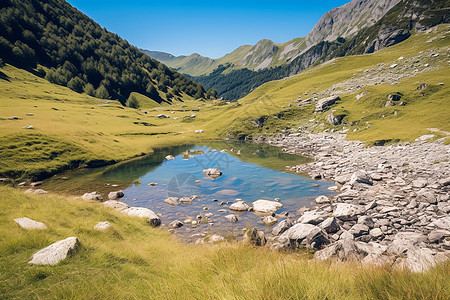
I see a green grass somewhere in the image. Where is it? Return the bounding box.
[1,185,448,299]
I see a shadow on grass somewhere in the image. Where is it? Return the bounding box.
[0,71,10,82]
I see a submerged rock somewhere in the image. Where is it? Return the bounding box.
[224,214,239,223]
[203,168,223,179]
[164,197,179,206]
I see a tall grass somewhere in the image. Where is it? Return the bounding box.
[0,186,448,299]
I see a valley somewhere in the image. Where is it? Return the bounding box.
[0,0,449,298]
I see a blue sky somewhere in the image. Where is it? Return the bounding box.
[67,0,350,59]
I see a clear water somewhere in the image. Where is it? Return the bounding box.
[41,142,334,242]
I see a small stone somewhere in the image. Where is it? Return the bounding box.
[224,214,238,223]
[315,195,330,204]
[169,220,184,228]
[262,215,278,226]
[369,228,384,239]
[165,155,175,160]
[148,182,158,187]
[94,221,112,231]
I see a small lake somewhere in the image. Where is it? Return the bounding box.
[41,142,334,242]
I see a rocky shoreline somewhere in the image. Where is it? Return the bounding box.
[257,132,450,272]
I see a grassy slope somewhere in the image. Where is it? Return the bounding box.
[1,185,448,299]
[1,25,449,180]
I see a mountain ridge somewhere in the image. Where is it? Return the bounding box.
[143,0,401,76]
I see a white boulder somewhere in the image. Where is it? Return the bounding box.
[14,217,47,230]
[29,237,79,265]
[252,200,283,213]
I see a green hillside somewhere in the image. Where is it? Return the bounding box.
[0,0,208,104]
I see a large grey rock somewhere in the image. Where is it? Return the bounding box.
[349,224,369,237]
[82,191,103,201]
[14,217,47,230]
[326,113,345,125]
[431,216,450,230]
[279,223,329,249]
[357,216,374,228]
[203,168,222,179]
[272,219,293,235]
[297,210,328,225]
[396,248,448,272]
[121,207,161,227]
[333,203,365,221]
[108,190,124,200]
[103,200,129,211]
[314,233,362,261]
[428,230,450,243]
[315,96,340,112]
[319,217,340,234]
[29,237,79,265]
[229,201,250,211]
[438,177,450,186]
[388,232,428,255]
[349,170,373,185]
[252,199,283,213]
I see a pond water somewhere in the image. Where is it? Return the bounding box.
[41,142,334,242]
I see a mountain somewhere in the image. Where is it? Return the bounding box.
[140,50,177,62]
[189,0,449,100]
[0,0,208,105]
[304,0,402,47]
[142,0,401,77]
